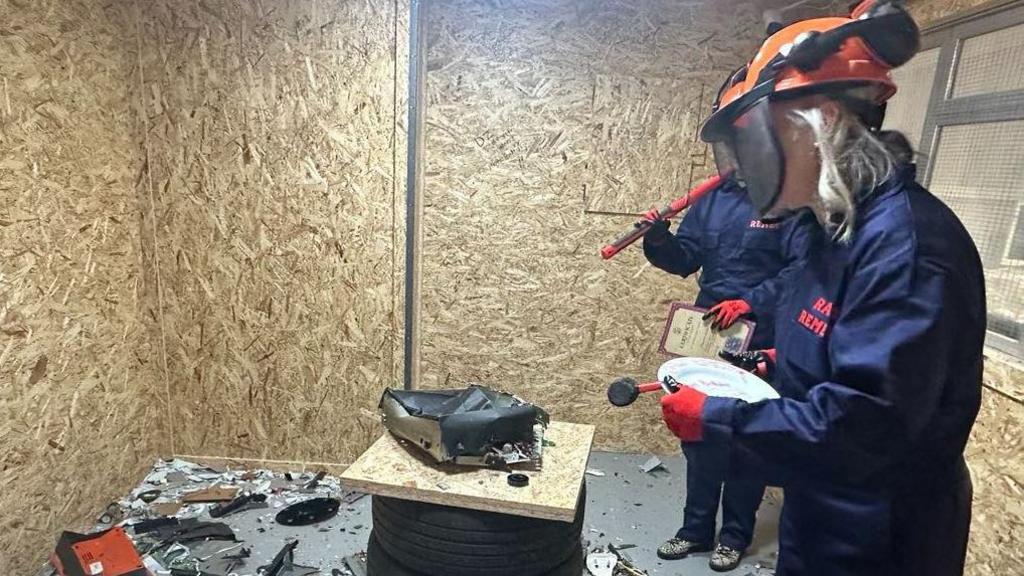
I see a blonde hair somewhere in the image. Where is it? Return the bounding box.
[791,105,896,243]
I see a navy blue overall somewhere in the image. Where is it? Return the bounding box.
[644,179,810,550]
[702,166,985,575]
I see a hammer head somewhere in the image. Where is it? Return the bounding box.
[607,377,640,407]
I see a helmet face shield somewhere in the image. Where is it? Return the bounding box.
[711,141,739,179]
[713,99,786,216]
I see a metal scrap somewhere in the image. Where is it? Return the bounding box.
[209,492,268,518]
[181,485,240,503]
[639,456,666,475]
[50,458,364,576]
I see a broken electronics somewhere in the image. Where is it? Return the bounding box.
[45,458,367,576]
[586,544,649,576]
[379,384,550,468]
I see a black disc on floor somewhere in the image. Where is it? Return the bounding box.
[274,497,340,526]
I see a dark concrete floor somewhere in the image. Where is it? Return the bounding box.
[581,452,780,576]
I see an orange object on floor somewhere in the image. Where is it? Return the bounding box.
[51,527,148,576]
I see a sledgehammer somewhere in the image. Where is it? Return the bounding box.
[599,172,729,260]
[607,376,680,407]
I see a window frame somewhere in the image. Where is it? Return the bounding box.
[1002,202,1024,266]
[913,0,1024,359]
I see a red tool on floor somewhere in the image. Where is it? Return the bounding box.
[599,172,728,260]
[51,527,147,576]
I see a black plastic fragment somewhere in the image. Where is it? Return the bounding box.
[507,473,530,487]
[275,497,341,526]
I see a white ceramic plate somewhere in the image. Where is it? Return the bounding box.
[657,357,780,403]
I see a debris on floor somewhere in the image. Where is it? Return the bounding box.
[42,459,367,576]
[338,552,368,576]
[742,552,779,576]
[639,456,666,475]
[586,550,616,576]
[51,527,147,576]
[276,498,341,526]
[586,543,650,576]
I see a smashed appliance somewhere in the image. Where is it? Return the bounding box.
[379,385,550,468]
[39,458,368,576]
[51,527,147,576]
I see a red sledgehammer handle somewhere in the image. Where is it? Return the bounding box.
[600,173,728,260]
[636,382,663,394]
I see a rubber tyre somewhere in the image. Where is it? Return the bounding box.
[372,495,583,553]
[372,510,577,576]
[369,484,586,576]
[367,532,585,576]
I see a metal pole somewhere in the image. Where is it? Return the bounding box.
[403,0,426,390]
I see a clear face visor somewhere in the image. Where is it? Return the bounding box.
[710,99,785,216]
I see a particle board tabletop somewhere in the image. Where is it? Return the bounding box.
[340,421,595,522]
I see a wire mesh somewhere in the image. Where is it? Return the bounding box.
[929,120,1024,343]
[952,22,1024,99]
[884,47,940,151]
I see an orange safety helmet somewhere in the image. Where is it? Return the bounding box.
[702,0,919,140]
[710,76,747,176]
[716,77,746,111]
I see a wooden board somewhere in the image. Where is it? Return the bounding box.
[0,2,163,574]
[133,0,408,464]
[341,421,595,523]
[418,0,768,456]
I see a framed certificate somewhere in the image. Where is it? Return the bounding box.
[658,302,755,359]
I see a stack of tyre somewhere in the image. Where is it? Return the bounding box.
[367,485,586,575]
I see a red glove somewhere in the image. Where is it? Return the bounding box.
[643,207,673,246]
[643,207,669,224]
[660,385,708,441]
[704,299,752,330]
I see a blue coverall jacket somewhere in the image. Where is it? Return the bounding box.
[702,165,986,576]
[643,179,809,349]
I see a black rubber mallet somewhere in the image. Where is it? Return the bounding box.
[607,377,677,407]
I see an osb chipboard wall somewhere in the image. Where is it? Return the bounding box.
[134,0,408,465]
[0,1,162,573]
[908,0,1001,24]
[419,0,766,453]
[966,378,1024,576]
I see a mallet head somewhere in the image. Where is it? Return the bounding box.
[608,377,640,407]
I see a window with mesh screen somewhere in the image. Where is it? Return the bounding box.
[929,121,1024,345]
[951,22,1024,98]
[883,48,940,151]
[911,3,1024,357]
[1006,204,1024,263]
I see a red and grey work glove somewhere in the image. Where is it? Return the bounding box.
[642,207,673,247]
[703,299,752,330]
[660,385,708,442]
[720,348,777,380]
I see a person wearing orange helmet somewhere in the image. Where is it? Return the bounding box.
[641,73,812,572]
[658,2,985,575]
